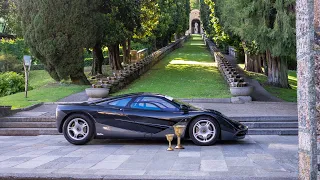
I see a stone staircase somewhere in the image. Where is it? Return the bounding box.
[0,116,59,136]
[231,116,298,135]
[0,115,298,136]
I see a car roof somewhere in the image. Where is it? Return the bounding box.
[89,92,169,104]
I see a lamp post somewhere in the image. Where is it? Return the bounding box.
[23,55,32,98]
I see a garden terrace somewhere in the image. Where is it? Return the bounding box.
[115,35,231,98]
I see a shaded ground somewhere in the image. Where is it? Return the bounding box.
[0,135,298,180]
[115,35,231,98]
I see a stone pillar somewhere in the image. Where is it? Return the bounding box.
[296,0,319,179]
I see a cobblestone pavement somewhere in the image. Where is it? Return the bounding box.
[0,135,298,179]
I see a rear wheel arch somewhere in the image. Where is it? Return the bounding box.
[59,112,96,133]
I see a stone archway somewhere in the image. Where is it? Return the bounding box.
[189,9,203,34]
[191,19,201,34]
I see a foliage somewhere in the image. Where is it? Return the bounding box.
[116,35,230,98]
[152,0,190,49]
[0,38,28,60]
[200,0,230,51]
[190,0,200,10]
[0,0,22,36]
[0,71,25,97]
[218,0,296,58]
[19,0,105,84]
[0,53,23,72]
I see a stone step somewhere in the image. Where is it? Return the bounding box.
[231,116,298,122]
[0,128,60,136]
[0,122,56,128]
[0,117,56,122]
[242,122,298,128]
[247,128,298,135]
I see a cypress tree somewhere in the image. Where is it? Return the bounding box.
[19,0,105,84]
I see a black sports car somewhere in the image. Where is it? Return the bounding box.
[56,93,248,145]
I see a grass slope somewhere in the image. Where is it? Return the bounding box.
[0,70,88,109]
[116,35,231,98]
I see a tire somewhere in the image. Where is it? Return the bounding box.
[63,114,94,145]
[188,116,220,146]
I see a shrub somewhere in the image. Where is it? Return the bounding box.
[0,54,23,73]
[0,39,29,60]
[84,57,109,67]
[0,71,26,97]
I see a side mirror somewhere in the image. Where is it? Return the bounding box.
[180,105,189,112]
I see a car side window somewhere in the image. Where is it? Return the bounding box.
[131,102,161,111]
[130,96,178,111]
[98,97,132,107]
[109,98,132,107]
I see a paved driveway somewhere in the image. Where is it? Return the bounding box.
[0,135,298,179]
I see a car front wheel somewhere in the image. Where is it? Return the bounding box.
[63,114,94,145]
[189,116,220,146]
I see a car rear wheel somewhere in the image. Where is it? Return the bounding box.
[63,114,94,145]
[189,116,220,146]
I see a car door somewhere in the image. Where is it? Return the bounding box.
[123,96,186,134]
[93,97,145,132]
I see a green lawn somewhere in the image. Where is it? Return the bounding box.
[238,64,297,102]
[115,35,231,98]
[0,70,88,109]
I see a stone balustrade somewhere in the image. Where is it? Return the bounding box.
[203,36,253,101]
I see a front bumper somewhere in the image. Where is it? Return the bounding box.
[234,126,248,139]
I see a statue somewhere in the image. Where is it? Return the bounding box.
[194,22,198,34]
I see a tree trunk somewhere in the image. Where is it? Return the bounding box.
[262,52,268,76]
[127,38,131,63]
[91,42,104,76]
[122,38,131,65]
[244,53,263,73]
[122,40,127,64]
[70,71,90,85]
[108,44,123,71]
[266,50,289,88]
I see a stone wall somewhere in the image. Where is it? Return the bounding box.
[203,37,249,87]
[92,36,189,94]
[0,106,11,117]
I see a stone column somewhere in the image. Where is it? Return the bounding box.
[296,0,319,179]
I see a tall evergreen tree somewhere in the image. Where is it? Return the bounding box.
[19,0,105,84]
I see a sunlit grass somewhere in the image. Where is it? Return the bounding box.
[115,35,231,98]
[238,63,297,102]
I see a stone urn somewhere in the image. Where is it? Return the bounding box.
[229,86,253,96]
[85,87,110,101]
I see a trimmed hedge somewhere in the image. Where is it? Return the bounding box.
[0,72,26,97]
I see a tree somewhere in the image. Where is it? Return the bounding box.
[204,0,295,88]
[152,0,190,49]
[99,0,141,71]
[0,0,21,36]
[19,0,105,84]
